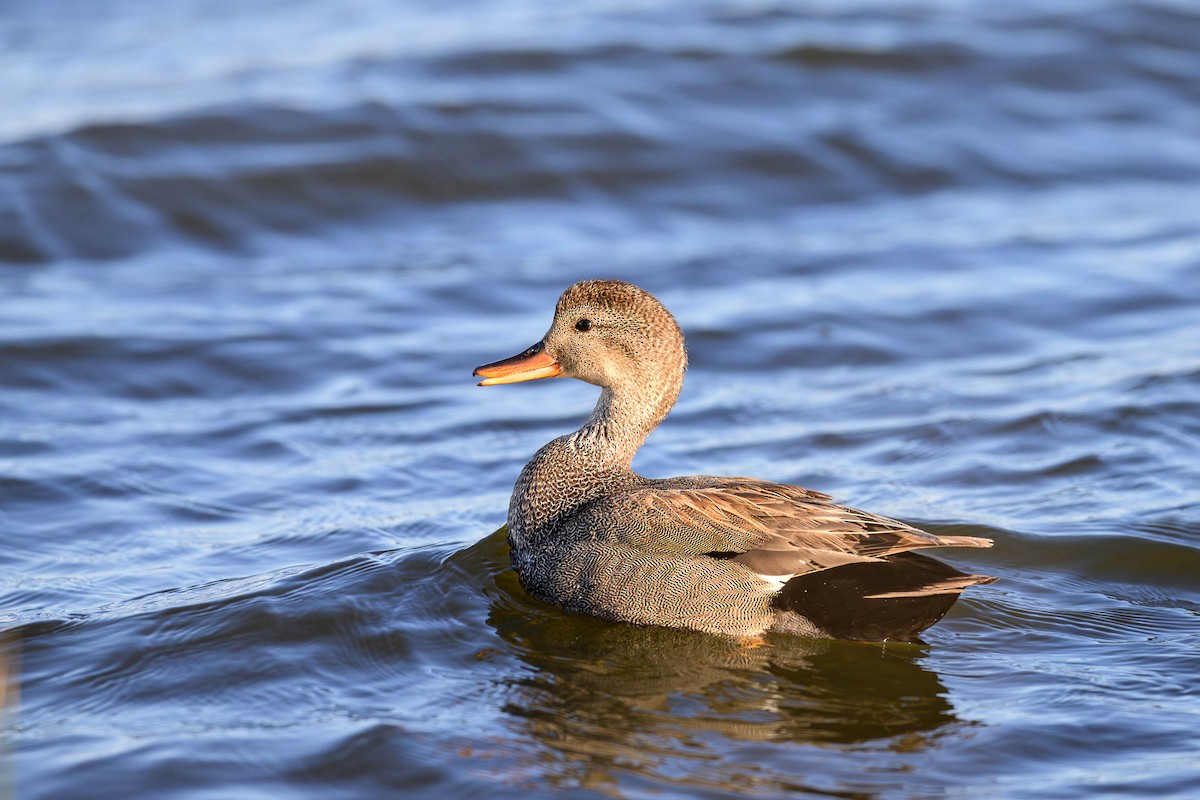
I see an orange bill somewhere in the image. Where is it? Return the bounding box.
[473,341,562,386]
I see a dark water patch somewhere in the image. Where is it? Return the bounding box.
[0,104,567,262]
[0,333,333,398]
[770,40,973,72]
[282,724,450,795]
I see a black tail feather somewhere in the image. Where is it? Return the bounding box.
[771,552,995,642]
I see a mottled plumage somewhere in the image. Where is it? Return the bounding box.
[474,280,995,640]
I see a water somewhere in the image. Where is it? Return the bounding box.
[3,0,1200,797]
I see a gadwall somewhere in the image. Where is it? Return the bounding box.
[474,280,995,641]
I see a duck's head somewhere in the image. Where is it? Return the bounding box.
[473,280,687,400]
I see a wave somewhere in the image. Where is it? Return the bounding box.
[3,2,1199,265]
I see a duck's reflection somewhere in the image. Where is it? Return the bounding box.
[467,528,962,795]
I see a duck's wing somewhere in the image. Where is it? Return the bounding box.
[587,477,992,583]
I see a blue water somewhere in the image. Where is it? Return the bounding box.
[3,1,1199,797]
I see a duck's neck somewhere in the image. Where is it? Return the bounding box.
[571,373,681,466]
[509,373,682,542]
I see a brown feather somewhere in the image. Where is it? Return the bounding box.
[584,477,993,582]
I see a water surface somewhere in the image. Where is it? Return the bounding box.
[3,1,1200,798]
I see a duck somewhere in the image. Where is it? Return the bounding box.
[473,280,995,641]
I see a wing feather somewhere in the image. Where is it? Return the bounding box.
[578,477,992,583]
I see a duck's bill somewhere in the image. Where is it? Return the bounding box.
[473,342,562,386]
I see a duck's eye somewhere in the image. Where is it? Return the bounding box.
[575,318,592,332]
